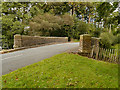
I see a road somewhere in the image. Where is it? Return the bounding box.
[2,42,79,75]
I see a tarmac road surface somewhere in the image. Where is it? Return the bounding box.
[2,42,79,75]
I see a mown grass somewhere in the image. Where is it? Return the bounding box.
[2,53,118,88]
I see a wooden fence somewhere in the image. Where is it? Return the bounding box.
[91,45,119,64]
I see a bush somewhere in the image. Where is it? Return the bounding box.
[100,32,117,48]
[117,34,120,44]
[73,21,99,39]
[102,28,108,32]
[89,27,101,38]
[92,30,101,37]
[76,21,89,35]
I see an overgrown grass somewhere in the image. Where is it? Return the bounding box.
[71,39,79,42]
[2,53,118,88]
[111,44,120,50]
[111,44,119,55]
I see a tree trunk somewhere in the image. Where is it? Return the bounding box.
[82,15,84,21]
[109,24,111,33]
[72,6,74,16]
[98,22,100,28]
[88,14,91,23]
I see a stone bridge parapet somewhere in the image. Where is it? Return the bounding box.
[14,35,68,48]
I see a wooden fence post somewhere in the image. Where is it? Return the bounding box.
[95,46,99,60]
[91,45,95,58]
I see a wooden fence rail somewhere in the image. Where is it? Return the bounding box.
[91,46,119,64]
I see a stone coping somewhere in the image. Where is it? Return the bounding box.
[16,35,68,39]
[91,37,101,40]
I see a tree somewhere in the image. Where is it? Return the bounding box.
[36,2,70,15]
[29,13,74,39]
[96,2,118,29]
[2,2,31,48]
[2,15,24,48]
[85,2,95,23]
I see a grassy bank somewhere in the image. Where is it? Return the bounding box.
[2,53,118,88]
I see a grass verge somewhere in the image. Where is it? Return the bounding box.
[2,53,118,88]
[71,39,79,42]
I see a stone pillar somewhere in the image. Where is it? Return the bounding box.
[13,34,22,48]
[79,34,91,53]
[91,37,100,53]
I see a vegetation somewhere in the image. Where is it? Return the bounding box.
[1,2,119,49]
[71,39,80,42]
[111,44,119,55]
[1,2,119,88]
[96,2,118,29]
[117,34,120,44]
[2,15,25,48]
[2,53,118,88]
[111,44,119,51]
[100,32,118,48]
[29,13,74,38]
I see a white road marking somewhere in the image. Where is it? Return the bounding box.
[2,54,23,61]
[46,43,79,47]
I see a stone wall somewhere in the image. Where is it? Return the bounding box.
[14,35,68,48]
